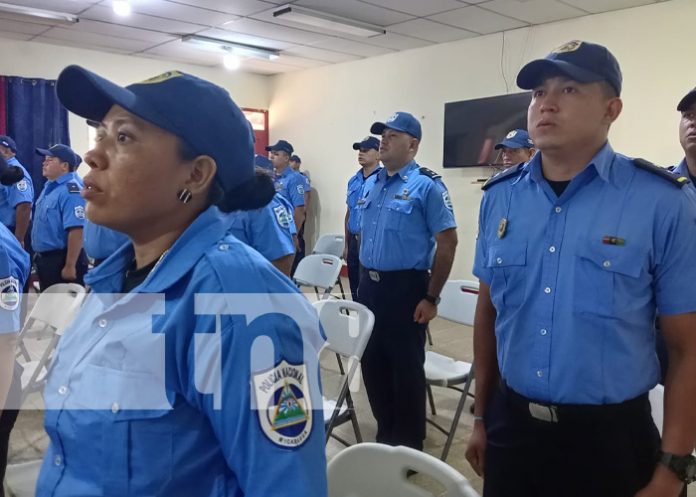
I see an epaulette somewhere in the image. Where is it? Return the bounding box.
[633,158,689,188]
[482,163,525,191]
[418,167,442,181]
[66,182,81,193]
[667,165,676,172]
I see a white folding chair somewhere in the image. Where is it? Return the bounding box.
[328,442,480,497]
[294,254,342,300]
[314,299,374,446]
[312,234,347,299]
[15,283,87,403]
[425,279,478,461]
[649,384,664,437]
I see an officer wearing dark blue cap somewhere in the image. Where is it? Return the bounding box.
[358,111,457,451]
[343,136,381,299]
[35,66,327,497]
[32,144,87,289]
[673,86,696,191]
[289,154,311,274]
[0,135,34,247]
[467,40,696,497]
[494,128,535,167]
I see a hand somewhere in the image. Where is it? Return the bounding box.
[413,299,437,324]
[465,420,487,477]
[635,465,685,497]
[61,265,77,281]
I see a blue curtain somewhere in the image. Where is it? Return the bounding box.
[6,77,70,200]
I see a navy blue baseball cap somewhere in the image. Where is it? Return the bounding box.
[517,40,622,96]
[36,144,81,168]
[370,112,422,140]
[0,136,16,152]
[55,65,254,193]
[265,140,294,155]
[677,87,696,112]
[495,129,534,150]
[352,136,380,151]
[290,155,301,163]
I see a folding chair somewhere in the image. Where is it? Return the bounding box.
[424,279,478,461]
[15,283,87,403]
[312,234,346,299]
[314,299,374,446]
[328,442,480,497]
[294,254,342,300]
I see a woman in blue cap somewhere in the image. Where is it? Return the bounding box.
[36,66,327,497]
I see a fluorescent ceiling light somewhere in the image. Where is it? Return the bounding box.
[113,0,132,17]
[0,2,78,25]
[273,4,385,38]
[223,53,241,71]
[181,35,279,60]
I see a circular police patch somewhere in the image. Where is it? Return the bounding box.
[506,130,517,139]
[0,277,19,311]
[253,360,312,448]
[16,179,28,192]
[296,184,304,195]
[442,191,453,211]
[273,205,291,229]
[74,205,85,220]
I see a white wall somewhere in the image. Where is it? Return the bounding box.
[268,0,696,280]
[0,38,271,169]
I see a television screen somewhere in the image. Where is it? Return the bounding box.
[443,92,532,168]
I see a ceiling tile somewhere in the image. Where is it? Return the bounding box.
[282,45,362,63]
[68,19,176,43]
[558,0,655,14]
[221,17,336,45]
[129,0,239,27]
[33,35,134,54]
[139,40,224,66]
[387,18,477,43]
[314,37,395,57]
[39,26,158,52]
[196,27,296,50]
[359,32,432,50]
[164,0,277,16]
[273,54,329,68]
[0,31,35,42]
[429,5,527,34]
[0,18,51,35]
[0,0,98,14]
[80,4,205,33]
[238,57,303,75]
[358,0,471,17]
[480,0,587,24]
[292,0,415,26]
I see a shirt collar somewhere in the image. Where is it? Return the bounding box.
[86,205,230,293]
[277,167,293,179]
[527,142,616,186]
[378,160,418,183]
[49,171,74,186]
[675,158,689,177]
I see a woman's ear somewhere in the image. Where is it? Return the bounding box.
[184,155,217,195]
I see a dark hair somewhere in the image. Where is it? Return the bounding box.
[178,139,275,213]
[0,155,22,186]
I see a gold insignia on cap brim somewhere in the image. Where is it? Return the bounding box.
[552,40,582,54]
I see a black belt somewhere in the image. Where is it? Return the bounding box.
[361,267,428,283]
[35,249,66,258]
[499,380,649,424]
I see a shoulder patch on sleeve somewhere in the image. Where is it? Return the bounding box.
[74,205,85,220]
[482,163,525,191]
[418,167,442,181]
[66,182,81,193]
[16,179,28,192]
[633,158,689,188]
[273,205,291,229]
[0,277,19,311]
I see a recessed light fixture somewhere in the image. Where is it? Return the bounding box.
[223,52,241,70]
[113,0,131,17]
[272,4,385,38]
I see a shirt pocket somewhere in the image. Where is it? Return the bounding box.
[385,199,414,231]
[38,196,60,222]
[573,240,643,317]
[485,242,527,308]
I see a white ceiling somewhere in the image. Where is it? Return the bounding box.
[0,0,669,75]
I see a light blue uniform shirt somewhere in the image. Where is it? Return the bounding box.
[37,206,327,497]
[672,159,696,193]
[0,223,29,334]
[83,220,129,261]
[359,161,456,271]
[227,193,296,262]
[301,173,311,193]
[473,143,696,405]
[0,157,34,229]
[274,167,305,209]
[31,172,85,252]
[346,166,381,235]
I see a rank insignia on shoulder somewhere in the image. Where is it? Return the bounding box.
[66,182,81,193]
[633,158,690,188]
[482,163,525,191]
[418,167,442,180]
[602,235,625,246]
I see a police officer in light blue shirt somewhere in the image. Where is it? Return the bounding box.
[494,128,535,168]
[37,65,327,497]
[466,41,696,497]
[343,136,381,300]
[32,144,87,289]
[673,86,696,192]
[289,155,311,274]
[358,111,458,451]
[83,220,129,266]
[0,136,33,246]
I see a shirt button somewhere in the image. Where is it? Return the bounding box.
[54,455,62,466]
[58,386,68,395]
[540,329,548,336]
[537,370,544,378]
[496,257,503,264]
[544,287,552,294]
[111,402,120,414]
[555,206,562,213]
[218,243,229,251]
[603,260,611,268]
[98,319,108,328]
[549,246,556,253]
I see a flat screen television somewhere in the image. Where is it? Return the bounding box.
[443,91,532,168]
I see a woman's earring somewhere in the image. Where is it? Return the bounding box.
[177,188,193,204]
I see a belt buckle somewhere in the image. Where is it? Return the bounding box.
[368,270,380,282]
[528,402,559,423]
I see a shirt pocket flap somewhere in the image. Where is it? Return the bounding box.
[574,240,642,278]
[387,199,414,214]
[486,242,527,268]
[358,199,371,210]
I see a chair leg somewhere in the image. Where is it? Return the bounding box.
[426,325,433,346]
[345,392,362,443]
[336,353,345,375]
[441,365,475,461]
[426,384,437,415]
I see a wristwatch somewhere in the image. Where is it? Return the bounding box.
[424,294,441,305]
[658,451,696,484]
